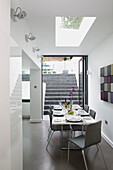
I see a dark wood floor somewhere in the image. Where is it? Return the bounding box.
[23,117,113,170]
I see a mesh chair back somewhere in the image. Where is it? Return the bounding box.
[48,106,61,131]
[48,106,53,128]
[90,109,96,119]
[85,121,102,148]
[84,105,89,113]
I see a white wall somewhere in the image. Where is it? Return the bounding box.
[10,57,22,96]
[22,82,30,99]
[89,33,113,147]
[22,103,30,116]
[30,69,42,122]
[22,82,30,116]
[0,0,11,170]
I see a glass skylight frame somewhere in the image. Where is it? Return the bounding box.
[55,17,96,47]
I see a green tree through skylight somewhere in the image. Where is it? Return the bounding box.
[61,17,83,29]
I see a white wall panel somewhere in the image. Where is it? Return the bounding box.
[22,82,30,99]
[88,33,113,147]
[30,69,42,122]
[0,0,11,170]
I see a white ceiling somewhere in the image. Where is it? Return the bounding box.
[18,0,113,55]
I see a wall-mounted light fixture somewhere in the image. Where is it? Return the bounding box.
[25,33,36,42]
[11,7,27,22]
[33,47,40,52]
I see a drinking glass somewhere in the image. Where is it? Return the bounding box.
[59,102,63,108]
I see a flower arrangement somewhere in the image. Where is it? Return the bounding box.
[68,86,75,110]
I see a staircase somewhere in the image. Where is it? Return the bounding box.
[43,74,82,115]
[10,75,22,109]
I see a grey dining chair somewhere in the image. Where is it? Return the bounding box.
[46,106,61,150]
[46,106,70,150]
[89,109,96,119]
[67,121,108,170]
[84,104,89,113]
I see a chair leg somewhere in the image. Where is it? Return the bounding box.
[47,129,52,142]
[98,144,108,170]
[82,150,88,170]
[48,127,51,132]
[74,131,75,137]
[46,131,54,150]
[69,125,73,138]
[96,144,99,152]
[67,141,70,161]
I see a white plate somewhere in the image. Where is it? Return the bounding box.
[83,117,92,120]
[53,111,65,116]
[54,106,62,109]
[54,118,62,122]
[66,117,82,122]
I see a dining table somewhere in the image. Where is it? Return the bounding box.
[52,105,96,149]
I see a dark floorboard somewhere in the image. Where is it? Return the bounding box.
[23,117,113,170]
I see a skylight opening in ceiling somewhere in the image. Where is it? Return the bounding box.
[61,17,83,30]
[55,16,96,47]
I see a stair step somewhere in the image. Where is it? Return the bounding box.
[43,78,76,81]
[46,84,77,87]
[43,76,76,80]
[45,97,82,102]
[46,87,79,89]
[44,102,82,110]
[46,81,77,84]
[43,74,75,76]
[45,99,82,105]
[45,96,82,99]
[43,79,77,82]
[45,92,82,96]
[46,89,82,93]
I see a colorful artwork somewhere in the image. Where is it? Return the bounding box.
[100,64,113,103]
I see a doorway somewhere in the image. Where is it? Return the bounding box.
[42,55,88,115]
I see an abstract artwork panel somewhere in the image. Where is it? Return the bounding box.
[101,91,104,100]
[100,64,113,104]
[108,92,111,103]
[111,93,113,103]
[100,77,104,83]
[100,68,104,77]
[104,92,108,101]
[108,84,111,92]
[111,64,113,75]
[107,65,111,76]
[111,76,113,83]
[104,76,107,83]
[111,83,113,92]
[104,67,107,76]
[107,76,111,83]
[101,84,104,91]
[104,83,107,91]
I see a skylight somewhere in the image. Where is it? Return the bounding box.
[61,17,83,30]
[55,16,96,47]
